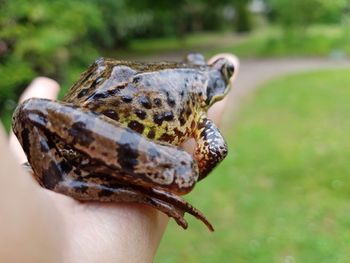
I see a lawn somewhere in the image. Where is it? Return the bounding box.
[155,69,350,262]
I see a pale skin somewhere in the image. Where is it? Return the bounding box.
[1,54,239,263]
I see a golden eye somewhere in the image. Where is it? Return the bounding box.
[222,62,234,81]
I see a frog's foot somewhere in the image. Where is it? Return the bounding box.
[20,157,212,230]
[53,178,213,231]
[146,187,214,231]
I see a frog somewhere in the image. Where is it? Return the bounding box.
[12,53,234,231]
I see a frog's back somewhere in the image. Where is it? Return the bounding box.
[64,58,208,145]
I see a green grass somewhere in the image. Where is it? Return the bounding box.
[155,69,350,263]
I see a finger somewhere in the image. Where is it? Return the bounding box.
[9,77,60,163]
[18,77,60,102]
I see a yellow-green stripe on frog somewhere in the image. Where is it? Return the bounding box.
[12,53,234,231]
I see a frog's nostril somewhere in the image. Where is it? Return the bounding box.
[180,161,187,166]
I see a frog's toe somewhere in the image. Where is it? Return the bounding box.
[150,187,214,231]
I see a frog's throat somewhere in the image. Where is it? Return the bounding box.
[206,82,232,109]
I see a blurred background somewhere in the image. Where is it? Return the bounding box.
[1,0,350,262]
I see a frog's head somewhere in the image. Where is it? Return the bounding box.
[205,58,235,107]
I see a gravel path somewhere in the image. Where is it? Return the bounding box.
[228,58,350,117]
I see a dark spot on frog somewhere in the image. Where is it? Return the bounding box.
[73,183,88,194]
[153,98,162,107]
[106,89,118,96]
[20,128,31,155]
[179,90,185,98]
[117,132,139,172]
[165,91,176,107]
[94,76,104,84]
[186,107,192,117]
[128,120,145,134]
[122,95,133,103]
[164,111,174,121]
[153,111,174,126]
[159,133,175,142]
[69,121,94,147]
[30,109,48,127]
[147,129,156,139]
[105,83,128,97]
[179,109,186,126]
[42,161,64,189]
[139,96,152,109]
[59,160,73,174]
[102,109,119,121]
[98,188,113,198]
[134,109,147,120]
[74,169,82,176]
[174,128,184,137]
[91,92,110,100]
[77,88,89,99]
[40,139,50,153]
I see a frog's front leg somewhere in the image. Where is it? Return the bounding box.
[194,115,228,180]
[12,98,213,230]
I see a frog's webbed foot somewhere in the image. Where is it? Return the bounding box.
[56,176,213,231]
[20,158,213,230]
[58,178,189,229]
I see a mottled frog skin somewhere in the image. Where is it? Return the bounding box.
[12,54,234,230]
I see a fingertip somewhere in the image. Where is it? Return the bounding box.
[19,77,60,102]
[10,77,60,163]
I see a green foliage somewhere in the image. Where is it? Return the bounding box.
[267,0,348,27]
[0,0,103,117]
[127,0,235,37]
[0,0,152,119]
[155,69,350,262]
[235,0,253,32]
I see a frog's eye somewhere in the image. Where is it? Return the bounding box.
[211,58,235,82]
[222,62,235,81]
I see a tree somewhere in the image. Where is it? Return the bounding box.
[266,0,348,27]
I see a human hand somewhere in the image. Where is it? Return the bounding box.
[2,54,239,263]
